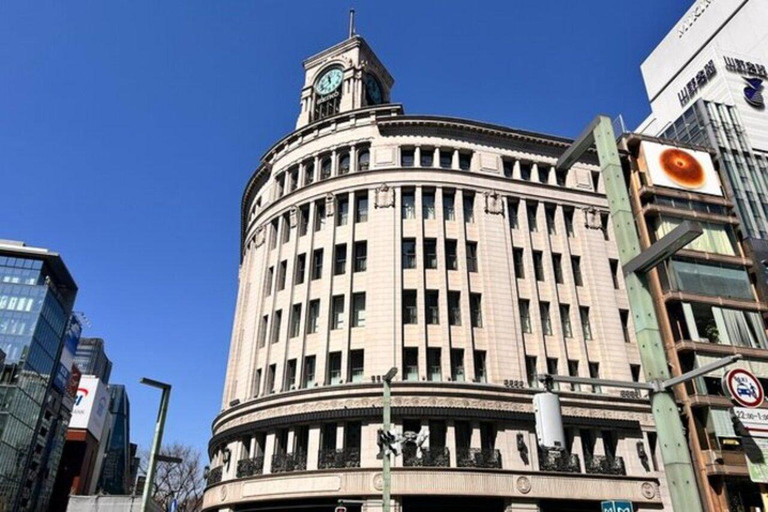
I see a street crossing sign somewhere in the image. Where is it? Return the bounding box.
[601,500,633,512]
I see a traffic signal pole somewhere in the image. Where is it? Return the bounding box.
[382,367,397,512]
[556,116,705,512]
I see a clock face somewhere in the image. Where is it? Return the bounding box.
[315,68,343,95]
[365,73,383,105]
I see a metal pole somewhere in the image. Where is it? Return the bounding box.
[382,368,396,512]
[141,379,172,512]
[591,116,705,512]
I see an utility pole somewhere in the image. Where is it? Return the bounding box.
[556,116,705,512]
[382,367,397,512]
[140,377,172,512]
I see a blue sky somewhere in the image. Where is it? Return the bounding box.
[0,1,691,457]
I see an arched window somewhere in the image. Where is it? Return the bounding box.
[357,150,370,171]
[339,153,350,175]
[320,157,332,180]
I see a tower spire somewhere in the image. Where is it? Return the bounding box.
[348,9,356,38]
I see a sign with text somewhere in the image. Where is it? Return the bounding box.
[601,500,633,512]
[734,407,768,438]
[69,375,110,441]
[723,368,765,408]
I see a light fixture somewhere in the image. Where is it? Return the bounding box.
[222,447,232,465]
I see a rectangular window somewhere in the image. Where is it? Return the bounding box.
[556,169,567,187]
[355,193,369,223]
[539,165,551,184]
[277,260,287,291]
[600,213,610,241]
[349,350,364,383]
[568,360,581,391]
[533,251,544,281]
[427,348,442,381]
[546,357,559,390]
[470,293,483,328]
[508,198,519,229]
[331,296,345,330]
[580,306,593,340]
[448,291,461,326]
[540,302,552,335]
[334,244,347,275]
[466,242,478,272]
[445,240,458,270]
[402,239,416,269]
[299,205,310,236]
[328,352,342,385]
[610,259,620,289]
[553,254,563,284]
[303,355,316,388]
[314,201,326,231]
[307,300,320,334]
[426,290,439,325]
[403,290,418,324]
[352,292,366,327]
[591,171,600,192]
[354,241,367,272]
[422,190,436,219]
[503,159,514,178]
[520,299,532,333]
[267,364,276,394]
[527,203,538,232]
[439,149,453,169]
[402,190,416,219]
[282,215,291,244]
[474,350,487,383]
[631,364,641,383]
[290,304,302,338]
[443,191,456,220]
[620,309,631,343]
[312,249,324,280]
[520,161,532,181]
[421,148,434,167]
[564,207,575,237]
[401,148,415,167]
[285,359,297,391]
[271,310,282,344]
[258,315,269,347]
[458,152,472,171]
[560,304,572,338]
[295,254,306,284]
[589,362,601,393]
[304,162,315,185]
[525,355,538,387]
[451,349,465,381]
[265,266,274,296]
[463,193,475,223]
[572,256,583,286]
[404,348,419,381]
[337,197,349,226]
[512,248,526,279]
[424,239,438,269]
[545,205,556,235]
[270,219,278,249]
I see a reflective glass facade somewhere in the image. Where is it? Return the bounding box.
[73,338,112,383]
[0,249,77,512]
[98,384,131,494]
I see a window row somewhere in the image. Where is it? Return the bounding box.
[402,290,483,327]
[402,238,477,271]
[400,146,473,171]
[255,350,366,396]
[402,347,486,382]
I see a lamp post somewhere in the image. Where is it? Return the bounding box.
[382,367,397,512]
[140,377,172,512]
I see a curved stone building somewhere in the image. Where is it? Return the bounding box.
[204,34,670,512]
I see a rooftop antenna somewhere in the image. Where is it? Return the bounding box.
[348,8,356,38]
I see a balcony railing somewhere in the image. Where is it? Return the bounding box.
[271,451,307,473]
[207,466,222,486]
[456,448,502,469]
[403,446,450,467]
[585,455,626,476]
[539,449,581,473]
[318,448,361,469]
[236,456,264,478]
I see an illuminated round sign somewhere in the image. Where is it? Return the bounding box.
[723,368,764,408]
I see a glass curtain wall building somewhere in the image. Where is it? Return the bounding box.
[98,384,131,494]
[0,241,78,512]
[74,337,112,383]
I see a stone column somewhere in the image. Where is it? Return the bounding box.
[446,421,457,468]
[307,426,321,470]
[331,149,338,177]
[361,422,379,468]
[336,423,346,449]
[262,432,276,474]
[470,421,481,448]
[287,429,296,454]
[350,145,357,173]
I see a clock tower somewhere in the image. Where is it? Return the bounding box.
[296,33,394,129]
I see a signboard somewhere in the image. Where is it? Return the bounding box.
[70,375,110,441]
[723,368,765,408]
[744,437,768,484]
[734,407,768,437]
[640,141,723,197]
[601,500,634,512]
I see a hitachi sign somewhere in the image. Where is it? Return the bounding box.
[677,0,716,38]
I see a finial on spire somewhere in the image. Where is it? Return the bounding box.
[348,9,356,38]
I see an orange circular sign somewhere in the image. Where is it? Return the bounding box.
[659,148,705,189]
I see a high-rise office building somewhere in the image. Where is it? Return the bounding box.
[98,384,132,495]
[74,337,113,384]
[203,33,672,512]
[0,240,80,511]
[637,0,768,301]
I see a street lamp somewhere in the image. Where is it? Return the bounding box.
[140,377,172,512]
[382,367,397,512]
